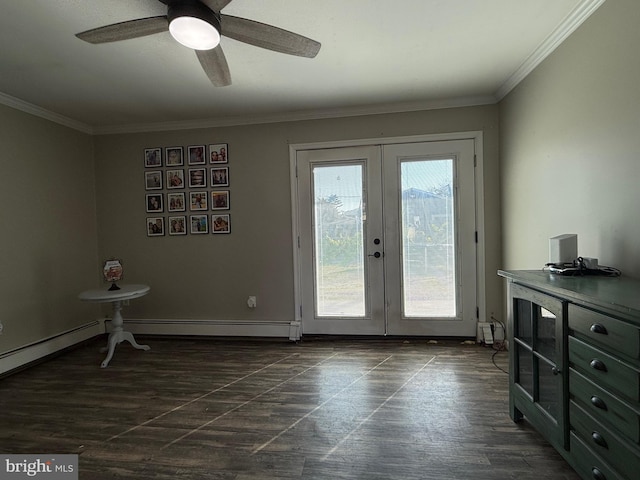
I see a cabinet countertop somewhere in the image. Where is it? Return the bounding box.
[498,270,640,324]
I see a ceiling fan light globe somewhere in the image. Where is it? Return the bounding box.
[169,16,220,50]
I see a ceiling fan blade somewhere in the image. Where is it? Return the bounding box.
[221,15,320,58]
[196,47,232,87]
[200,0,234,11]
[76,16,168,44]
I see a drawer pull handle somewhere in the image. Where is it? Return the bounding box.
[590,323,608,335]
[589,323,609,335]
[591,431,608,448]
[590,359,608,372]
[591,467,606,480]
[591,396,608,411]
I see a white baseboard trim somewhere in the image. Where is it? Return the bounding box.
[0,318,300,376]
[121,318,302,341]
[0,320,104,376]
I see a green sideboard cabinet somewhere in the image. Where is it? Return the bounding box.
[499,270,640,480]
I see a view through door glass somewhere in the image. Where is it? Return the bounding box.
[313,163,365,317]
[400,159,456,317]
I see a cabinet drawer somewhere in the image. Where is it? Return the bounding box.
[570,433,626,480]
[570,369,640,442]
[569,304,640,360]
[570,401,640,480]
[569,336,640,402]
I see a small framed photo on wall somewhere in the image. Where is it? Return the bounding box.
[211,167,229,186]
[190,215,209,234]
[145,148,162,167]
[190,191,208,211]
[167,192,186,212]
[145,170,162,190]
[147,217,165,236]
[166,169,185,189]
[169,216,187,235]
[211,190,229,210]
[165,146,184,166]
[146,193,163,213]
[188,145,206,165]
[212,214,230,234]
[188,168,207,188]
[209,143,228,163]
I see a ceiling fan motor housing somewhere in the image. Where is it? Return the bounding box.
[167,0,222,35]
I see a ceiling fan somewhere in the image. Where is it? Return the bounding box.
[75,0,321,87]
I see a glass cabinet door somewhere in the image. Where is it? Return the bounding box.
[509,283,567,451]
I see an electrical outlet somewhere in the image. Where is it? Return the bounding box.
[247,296,257,308]
[0,321,4,335]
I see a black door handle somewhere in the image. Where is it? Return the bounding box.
[368,252,381,258]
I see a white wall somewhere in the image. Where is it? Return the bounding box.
[0,104,99,356]
[500,0,640,276]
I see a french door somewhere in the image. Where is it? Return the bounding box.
[295,139,477,336]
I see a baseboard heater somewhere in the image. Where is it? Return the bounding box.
[0,320,104,377]
[122,318,301,341]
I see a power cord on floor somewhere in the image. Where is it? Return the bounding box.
[487,319,508,375]
[490,341,508,375]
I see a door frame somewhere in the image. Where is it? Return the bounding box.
[289,131,486,340]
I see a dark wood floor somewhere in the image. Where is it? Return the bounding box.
[0,336,580,479]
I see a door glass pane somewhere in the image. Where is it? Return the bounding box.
[312,164,365,317]
[515,299,533,346]
[400,159,455,317]
[538,357,559,421]
[536,307,557,362]
[516,343,534,398]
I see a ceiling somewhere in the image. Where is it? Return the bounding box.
[0,0,602,134]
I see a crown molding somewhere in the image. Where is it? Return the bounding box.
[0,91,93,134]
[0,88,496,136]
[91,94,498,135]
[495,0,605,101]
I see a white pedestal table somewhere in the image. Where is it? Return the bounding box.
[78,284,150,368]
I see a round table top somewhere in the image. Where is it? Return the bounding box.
[78,284,150,303]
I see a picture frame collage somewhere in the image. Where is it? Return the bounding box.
[144,144,231,236]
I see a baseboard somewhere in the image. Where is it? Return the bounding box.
[121,318,301,341]
[0,320,104,376]
[0,319,298,376]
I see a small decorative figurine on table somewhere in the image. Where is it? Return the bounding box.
[103,259,123,291]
